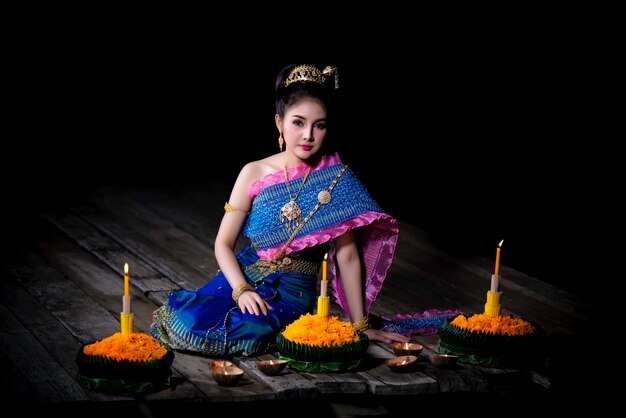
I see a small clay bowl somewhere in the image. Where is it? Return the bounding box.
[208,359,233,373]
[429,353,459,368]
[392,342,424,357]
[385,355,417,372]
[211,366,244,386]
[256,359,288,375]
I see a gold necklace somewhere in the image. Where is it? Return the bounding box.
[280,162,312,231]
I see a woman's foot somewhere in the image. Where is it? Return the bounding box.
[150,309,158,330]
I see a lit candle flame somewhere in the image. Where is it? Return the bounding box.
[401,360,407,365]
[404,342,410,350]
[225,370,228,375]
[498,239,504,247]
[269,360,274,365]
[124,263,129,274]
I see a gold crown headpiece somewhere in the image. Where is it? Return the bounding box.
[284,64,339,89]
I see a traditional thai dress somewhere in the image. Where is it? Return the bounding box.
[151,152,399,356]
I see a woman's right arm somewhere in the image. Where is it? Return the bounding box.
[214,163,273,316]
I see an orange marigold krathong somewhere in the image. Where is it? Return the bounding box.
[450,313,535,336]
[282,313,359,347]
[83,332,168,362]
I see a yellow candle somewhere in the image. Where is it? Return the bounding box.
[124,263,130,296]
[322,253,327,281]
[494,240,503,276]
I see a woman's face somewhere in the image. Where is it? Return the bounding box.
[278,97,327,161]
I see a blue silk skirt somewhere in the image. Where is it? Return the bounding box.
[150,245,318,357]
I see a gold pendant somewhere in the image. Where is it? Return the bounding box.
[318,190,331,204]
[280,200,302,231]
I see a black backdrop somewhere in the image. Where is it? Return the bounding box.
[7,40,607,298]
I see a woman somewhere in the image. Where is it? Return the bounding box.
[151,64,407,356]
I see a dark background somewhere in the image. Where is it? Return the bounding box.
[6,33,612,299]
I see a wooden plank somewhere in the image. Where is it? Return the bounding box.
[42,210,179,294]
[99,182,229,251]
[0,299,90,403]
[236,354,319,399]
[5,249,125,343]
[356,361,438,396]
[355,341,437,395]
[171,352,275,402]
[300,370,367,394]
[399,337,489,393]
[69,195,214,290]
[136,181,251,254]
[149,290,172,307]
[33,226,160,334]
[0,270,85,380]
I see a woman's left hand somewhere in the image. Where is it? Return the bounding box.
[364,328,409,344]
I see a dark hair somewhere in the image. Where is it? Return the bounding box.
[275,64,336,120]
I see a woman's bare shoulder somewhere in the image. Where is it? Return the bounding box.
[234,154,282,189]
[241,154,282,180]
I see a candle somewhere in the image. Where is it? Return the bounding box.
[212,366,244,386]
[320,253,328,298]
[392,342,423,356]
[429,353,459,368]
[494,240,503,276]
[490,274,499,294]
[121,262,133,333]
[257,359,288,375]
[124,263,130,296]
[317,253,330,316]
[385,355,417,372]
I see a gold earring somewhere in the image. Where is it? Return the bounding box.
[278,132,284,152]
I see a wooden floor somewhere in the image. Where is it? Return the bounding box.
[0,180,615,416]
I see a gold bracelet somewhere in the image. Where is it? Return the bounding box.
[232,283,255,303]
[352,316,370,333]
[224,202,249,214]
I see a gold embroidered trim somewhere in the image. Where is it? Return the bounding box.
[244,256,321,277]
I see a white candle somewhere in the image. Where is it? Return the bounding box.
[490,274,499,293]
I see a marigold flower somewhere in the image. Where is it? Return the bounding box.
[282,313,359,347]
[450,314,535,336]
[83,332,168,362]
